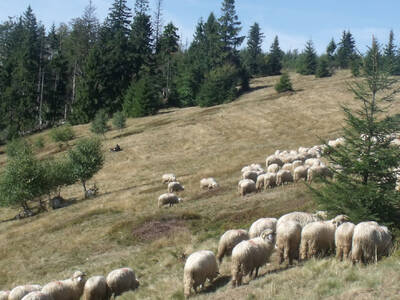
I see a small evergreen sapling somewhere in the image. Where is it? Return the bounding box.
[275,73,293,93]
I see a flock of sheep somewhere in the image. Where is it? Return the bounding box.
[0,267,139,300]
[183,211,393,298]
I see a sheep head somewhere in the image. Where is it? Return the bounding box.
[260,229,276,244]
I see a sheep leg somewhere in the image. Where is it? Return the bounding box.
[336,247,343,261]
[255,267,259,278]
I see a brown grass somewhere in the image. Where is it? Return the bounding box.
[0,71,399,299]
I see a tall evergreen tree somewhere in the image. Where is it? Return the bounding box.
[246,22,264,76]
[383,30,397,75]
[266,36,283,75]
[336,30,356,69]
[153,0,163,51]
[297,40,317,75]
[311,38,400,225]
[326,38,337,68]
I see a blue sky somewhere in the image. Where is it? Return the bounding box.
[1,0,399,54]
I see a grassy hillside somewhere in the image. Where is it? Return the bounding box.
[0,71,399,299]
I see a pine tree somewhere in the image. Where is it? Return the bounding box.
[336,30,356,69]
[326,38,337,68]
[275,72,293,93]
[383,30,397,75]
[153,0,163,51]
[311,38,400,225]
[267,36,283,75]
[297,40,317,75]
[316,55,332,78]
[246,22,264,76]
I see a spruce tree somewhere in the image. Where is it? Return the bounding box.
[336,30,356,69]
[383,30,397,75]
[316,55,332,78]
[297,40,317,75]
[311,38,400,225]
[326,38,337,68]
[246,22,264,76]
[275,72,293,93]
[267,36,283,75]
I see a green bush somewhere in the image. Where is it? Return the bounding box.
[5,138,32,158]
[316,56,332,78]
[34,136,45,149]
[91,109,110,135]
[112,111,126,130]
[50,124,75,143]
[275,73,293,93]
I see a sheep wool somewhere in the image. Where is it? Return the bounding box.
[162,173,176,184]
[217,229,249,263]
[41,271,86,300]
[158,193,182,208]
[106,268,139,297]
[335,222,355,261]
[249,218,278,238]
[0,291,10,300]
[9,285,42,300]
[167,181,184,193]
[200,178,218,190]
[276,221,302,265]
[183,250,219,297]
[21,292,54,300]
[82,276,111,300]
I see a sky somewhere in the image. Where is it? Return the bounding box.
[1,0,400,54]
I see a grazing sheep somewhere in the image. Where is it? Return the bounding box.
[249,218,278,238]
[106,268,139,297]
[231,229,276,287]
[335,222,355,261]
[298,147,309,154]
[217,229,249,263]
[41,271,86,300]
[307,165,332,182]
[277,211,327,229]
[158,193,182,208]
[276,221,302,265]
[351,222,392,264]
[264,172,277,189]
[21,292,54,300]
[267,163,280,173]
[183,250,219,297]
[293,165,309,182]
[291,160,303,171]
[162,173,176,184]
[241,164,264,174]
[200,177,219,190]
[167,181,185,193]
[82,276,110,300]
[238,179,256,196]
[304,158,321,167]
[266,155,283,167]
[256,174,265,191]
[276,170,293,186]
[281,163,293,172]
[9,285,42,300]
[0,291,10,300]
[242,171,259,183]
[280,154,296,164]
[300,215,349,260]
[328,137,345,148]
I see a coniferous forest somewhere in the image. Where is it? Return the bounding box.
[1,0,400,143]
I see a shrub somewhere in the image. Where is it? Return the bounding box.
[316,56,332,78]
[34,136,45,149]
[112,111,126,130]
[5,138,32,158]
[275,73,293,93]
[50,124,75,143]
[91,109,110,135]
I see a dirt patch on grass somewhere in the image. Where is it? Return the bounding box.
[132,219,186,242]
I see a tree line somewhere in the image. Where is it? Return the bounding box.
[2,0,400,143]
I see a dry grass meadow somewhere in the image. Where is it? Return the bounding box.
[0,70,399,299]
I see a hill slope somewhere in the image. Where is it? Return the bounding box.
[0,71,399,299]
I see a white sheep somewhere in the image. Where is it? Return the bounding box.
[267,163,279,173]
[200,177,219,190]
[298,147,309,154]
[276,220,302,265]
[9,285,42,300]
[0,291,10,300]
[307,165,332,182]
[106,268,139,297]
[304,158,321,167]
[216,229,249,263]
[263,172,277,189]
[266,155,283,167]
[291,160,303,171]
[41,271,86,300]
[167,181,184,193]
[293,165,309,182]
[351,222,392,264]
[281,163,293,172]
[249,218,278,238]
[183,250,219,297]
[300,215,349,260]
[231,229,276,287]
[242,170,259,183]
[21,292,54,300]
[276,169,293,186]
[82,276,111,300]
[277,211,326,228]
[241,164,264,174]
[158,193,182,208]
[162,173,176,184]
[335,222,355,261]
[238,179,256,196]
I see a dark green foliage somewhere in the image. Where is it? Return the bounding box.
[326,38,337,69]
[0,143,46,210]
[311,39,400,226]
[68,137,104,196]
[91,109,110,135]
[42,157,75,197]
[383,30,397,75]
[5,138,32,158]
[197,63,239,107]
[275,73,293,93]
[50,124,75,143]
[316,56,332,78]
[266,36,283,75]
[336,31,356,69]
[297,40,317,75]
[34,136,45,150]
[112,111,126,130]
[350,56,362,77]
[282,49,300,71]
[123,72,160,117]
[246,22,264,76]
